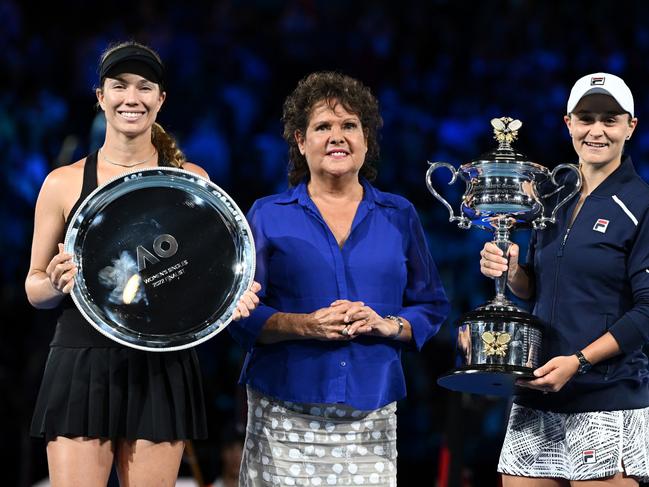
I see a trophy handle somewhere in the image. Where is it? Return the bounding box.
[426,162,471,229]
[532,163,582,229]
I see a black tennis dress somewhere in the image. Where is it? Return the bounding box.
[30,151,208,442]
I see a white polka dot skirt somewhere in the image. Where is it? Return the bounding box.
[240,386,398,486]
[498,403,649,481]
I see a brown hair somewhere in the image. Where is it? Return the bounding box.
[282,71,383,186]
[151,123,186,168]
[97,41,186,168]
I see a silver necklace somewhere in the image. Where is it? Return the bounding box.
[100,148,157,168]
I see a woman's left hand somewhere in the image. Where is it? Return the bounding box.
[232,281,262,321]
[517,355,580,393]
[330,300,400,339]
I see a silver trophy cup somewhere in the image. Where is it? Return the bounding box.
[427,117,581,395]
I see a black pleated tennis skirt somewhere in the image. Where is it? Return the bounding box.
[30,346,208,442]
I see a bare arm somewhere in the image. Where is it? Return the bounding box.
[182,162,210,180]
[25,168,78,309]
[508,263,534,300]
[25,161,212,309]
[257,312,312,344]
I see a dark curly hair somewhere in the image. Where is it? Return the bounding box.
[282,71,383,186]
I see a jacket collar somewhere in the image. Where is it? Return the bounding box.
[590,155,638,197]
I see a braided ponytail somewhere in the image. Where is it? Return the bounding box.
[152,123,186,168]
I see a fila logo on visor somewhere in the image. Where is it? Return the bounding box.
[591,77,605,86]
[593,219,609,233]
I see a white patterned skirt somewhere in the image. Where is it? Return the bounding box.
[498,403,649,481]
[240,386,397,486]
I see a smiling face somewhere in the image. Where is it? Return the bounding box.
[296,100,368,181]
[564,93,637,169]
[96,73,165,138]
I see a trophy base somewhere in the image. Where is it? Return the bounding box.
[437,365,534,397]
[476,298,524,313]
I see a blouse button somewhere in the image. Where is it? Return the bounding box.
[340,361,347,367]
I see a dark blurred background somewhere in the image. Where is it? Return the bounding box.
[3,1,649,486]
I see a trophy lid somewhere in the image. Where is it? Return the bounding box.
[471,117,534,165]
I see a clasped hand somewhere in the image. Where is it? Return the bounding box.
[308,300,397,341]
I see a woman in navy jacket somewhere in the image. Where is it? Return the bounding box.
[481,73,649,485]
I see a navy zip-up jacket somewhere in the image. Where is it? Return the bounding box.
[516,156,649,413]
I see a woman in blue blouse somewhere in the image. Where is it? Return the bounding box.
[229,71,449,487]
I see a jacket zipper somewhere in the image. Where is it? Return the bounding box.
[549,196,586,332]
[549,229,568,332]
[557,228,570,257]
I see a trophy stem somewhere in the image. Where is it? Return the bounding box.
[494,240,511,304]
[491,219,514,307]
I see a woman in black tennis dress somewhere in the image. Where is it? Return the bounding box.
[26,41,259,486]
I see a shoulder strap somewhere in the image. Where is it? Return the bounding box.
[65,151,99,226]
[80,150,99,199]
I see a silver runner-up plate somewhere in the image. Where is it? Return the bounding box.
[64,167,255,352]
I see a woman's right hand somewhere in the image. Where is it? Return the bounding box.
[306,301,364,341]
[479,242,519,279]
[46,243,77,294]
